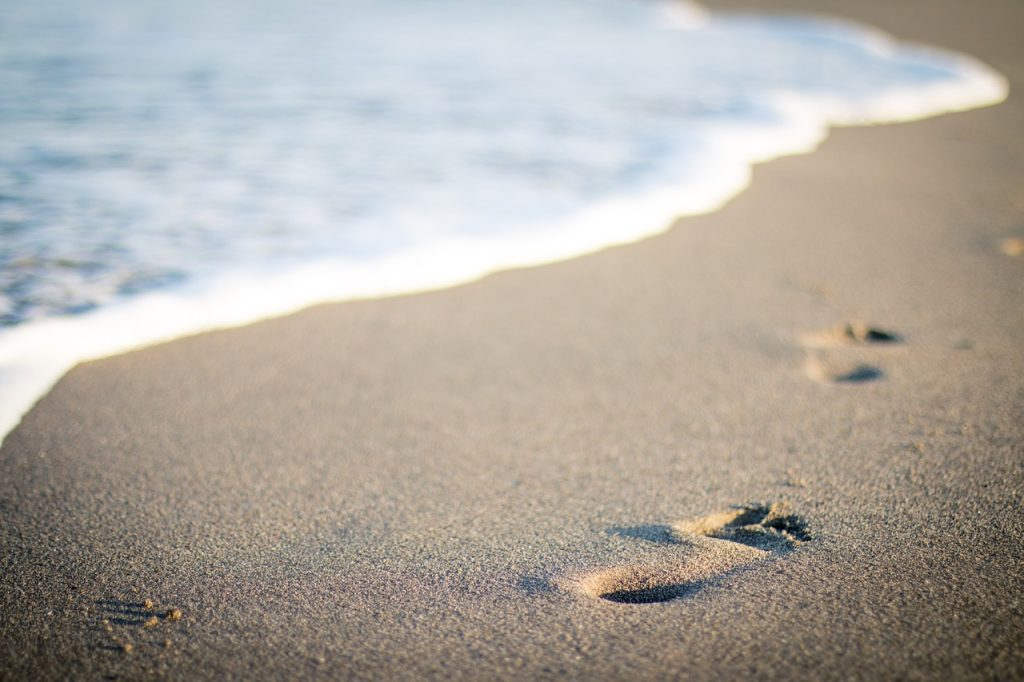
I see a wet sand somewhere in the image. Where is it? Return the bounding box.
[1,0,1022,678]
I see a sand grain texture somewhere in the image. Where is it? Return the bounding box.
[2,0,1023,678]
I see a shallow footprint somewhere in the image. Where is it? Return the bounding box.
[800,321,901,385]
[567,503,810,605]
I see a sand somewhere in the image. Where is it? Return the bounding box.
[2,0,1023,678]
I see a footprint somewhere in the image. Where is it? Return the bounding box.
[89,598,184,654]
[799,322,901,384]
[1001,237,1024,258]
[565,503,810,605]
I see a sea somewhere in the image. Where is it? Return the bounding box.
[0,0,1007,441]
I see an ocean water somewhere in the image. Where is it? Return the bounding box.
[0,0,1007,440]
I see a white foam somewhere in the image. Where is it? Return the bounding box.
[0,2,1008,445]
[660,0,712,29]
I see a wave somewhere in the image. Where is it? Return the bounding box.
[0,1,1007,444]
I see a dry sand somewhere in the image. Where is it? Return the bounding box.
[2,0,1023,678]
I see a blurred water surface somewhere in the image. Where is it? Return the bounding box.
[0,0,1003,325]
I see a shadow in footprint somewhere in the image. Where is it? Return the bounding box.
[572,563,725,606]
[607,525,679,545]
[832,365,884,383]
[599,581,706,604]
[835,324,900,345]
[804,322,902,348]
[94,600,152,627]
[805,355,885,385]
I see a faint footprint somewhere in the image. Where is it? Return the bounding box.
[90,598,184,654]
[1001,237,1024,258]
[800,322,901,384]
[565,503,810,605]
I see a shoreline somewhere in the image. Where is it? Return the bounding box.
[2,0,1023,678]
[0,2,1008,448]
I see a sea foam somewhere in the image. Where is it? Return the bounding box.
[0,0,1007,443]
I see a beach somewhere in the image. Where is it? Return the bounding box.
[1,0,1022,678]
